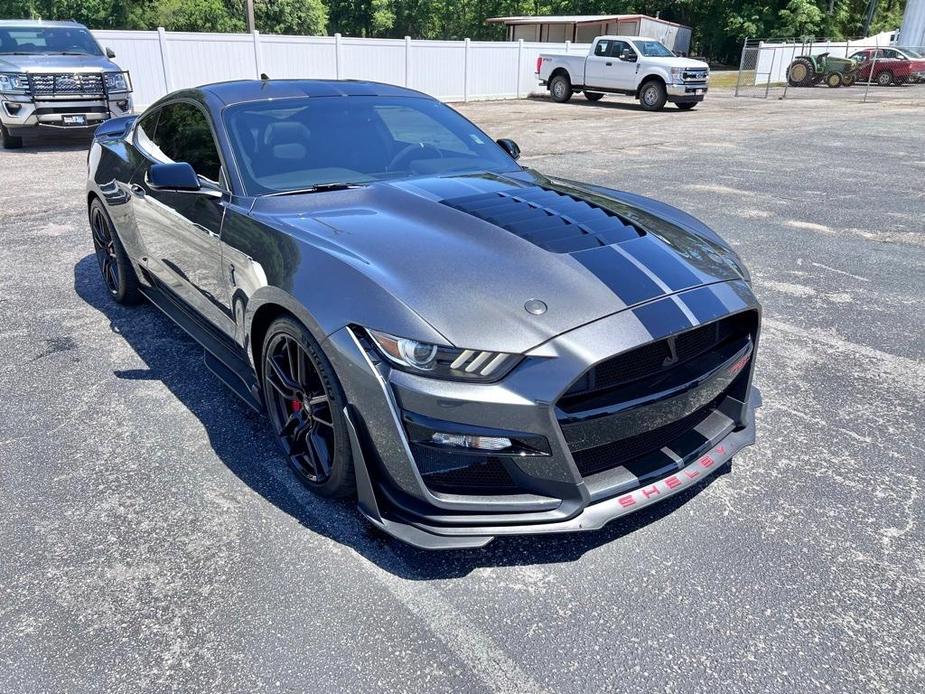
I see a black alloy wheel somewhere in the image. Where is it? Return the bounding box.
[89,199,141,304]
[262,317,354,496]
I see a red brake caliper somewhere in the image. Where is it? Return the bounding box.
[290,399,302,413]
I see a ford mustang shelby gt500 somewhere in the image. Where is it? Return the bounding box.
[86,79,760,549]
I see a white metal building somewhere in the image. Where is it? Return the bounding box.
[485,14,693,54]
[900,0,925,47]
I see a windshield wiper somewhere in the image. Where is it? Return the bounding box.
[50,51,93,56]
[266,182,367,197]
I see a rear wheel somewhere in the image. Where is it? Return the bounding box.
[877,70,894,86]
[584,91,604,102]
[550,74,573,103]
[676,102,697,110]
[787,58,816,87]
[89,198,142,304]
[825,72,843,88]
[262,316,354,497]
[639,80,667,111]
[1,124,23,149]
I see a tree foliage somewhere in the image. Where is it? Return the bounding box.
[0,0,907,63]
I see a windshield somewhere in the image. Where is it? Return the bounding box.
[903,48,923,58]
[224,96,521,195]
[0,26,103,56]
[632,40,675,58]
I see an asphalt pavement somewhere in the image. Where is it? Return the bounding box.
[0,89,923,693]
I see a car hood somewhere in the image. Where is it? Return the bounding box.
[0,54,120,72]
[251,170,748,353]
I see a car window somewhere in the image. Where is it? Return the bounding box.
[609,41,633,58]
[594,40,610,57]
[134,110,161,157]
[632,40,674,58]
[149,102,222,183]
[374,104,469,155]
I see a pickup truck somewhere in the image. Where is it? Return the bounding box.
[537,36,709,111]
[0,19,133,148]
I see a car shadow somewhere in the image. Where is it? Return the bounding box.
[74,254,731,579]
[3,130,91,153]
[527,93,676,112]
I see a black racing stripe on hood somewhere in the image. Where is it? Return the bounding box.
[679,286,731,324]
[574,246,665,307]
[633,299,694,339]
[622,236,702,291]
[441,185,642,253]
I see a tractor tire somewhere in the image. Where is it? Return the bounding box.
[550,74,573,103]
[876,70,894,86]
[842,72,857,87]
[787,58,815,87]
[825,72,842,88]
[584,91,604,102]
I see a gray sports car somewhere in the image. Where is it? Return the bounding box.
[86,79,760,549]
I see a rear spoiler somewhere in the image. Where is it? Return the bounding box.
[93,114,137,140]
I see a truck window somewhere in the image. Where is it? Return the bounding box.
[609,41,633,59]
[594,40,610,57]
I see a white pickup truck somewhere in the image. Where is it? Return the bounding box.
[536,36,709,111]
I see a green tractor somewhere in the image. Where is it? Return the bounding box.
[787,52,859,88]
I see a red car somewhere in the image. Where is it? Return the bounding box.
[850,49,925,85]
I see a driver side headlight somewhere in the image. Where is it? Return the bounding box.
[366,329,521,382]
[0,73,29,94]
[104,72,129,93]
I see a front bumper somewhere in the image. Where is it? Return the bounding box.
[667,82,708,102]
[1,93,133,131]
[324,280,761,549]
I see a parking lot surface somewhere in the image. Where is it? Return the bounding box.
[1,91,923,693]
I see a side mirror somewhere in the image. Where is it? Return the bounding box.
[148,162,201,191]
[106,47,116,58]
[621,49,637,62]
[496,138,520,160]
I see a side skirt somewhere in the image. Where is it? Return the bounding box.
[140,281,263,413]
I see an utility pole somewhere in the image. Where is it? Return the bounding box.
[246,0,255,34]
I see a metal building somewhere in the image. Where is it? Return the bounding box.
[485,14,693,55]
[900,0,925,47]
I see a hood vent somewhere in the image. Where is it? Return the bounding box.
[441,186,644,253]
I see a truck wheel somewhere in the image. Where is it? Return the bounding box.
[550,74,573,103]
[584,91,604,102]
[1,125,23,149]
[876,70,894,86]
[825,72,842,88]
[639,80,667,111]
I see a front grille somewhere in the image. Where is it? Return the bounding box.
[563,313,753,402]
[410,444,518,494]
[572,399,716,477]
[28,72,104,96]
[683,70,708,82]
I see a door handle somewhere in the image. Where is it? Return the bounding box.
[130,183,145,198]
[605,62,613,66]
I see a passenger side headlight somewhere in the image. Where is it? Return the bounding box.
[0,73,29,94]
[366,329,521,382]
[104,72,129,93]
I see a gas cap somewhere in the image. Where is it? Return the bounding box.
[524,299,547,315]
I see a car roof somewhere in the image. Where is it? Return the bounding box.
[199,79,434,106]
[0,19,85,28]
[596,35,661,42]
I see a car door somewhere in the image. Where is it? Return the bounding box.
[607,40,640,90]
[129,101,234,337]
[584,39,615,89]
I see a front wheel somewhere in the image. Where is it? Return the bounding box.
[262,316,355,498]
[826,72,843,88]
[676,102,697,110]
[549,74,573,103]
[584,91,604,102]
[639,80,667,111]
[1,124,23,149]
[89,198,142,304]
[877,70,894,86]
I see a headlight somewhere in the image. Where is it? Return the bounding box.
[366,329,521,382]
[670,67,685,81]
[104,72,129,92]
[0,73,29,94]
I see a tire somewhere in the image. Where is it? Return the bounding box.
[89,198,142,304]
[787,58,815,87]
[876,70,894,86]
[549,74,573,103]
[676,102,697,110]
[584,91,604,102]
[842,72,857,87]
[262,316,355,498]
[1,124,23,149]
[639,80,667,111]
[825,72,842,88]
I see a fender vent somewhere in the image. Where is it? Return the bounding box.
[442,186,643,253]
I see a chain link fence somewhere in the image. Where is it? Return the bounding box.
[734,37,925,103]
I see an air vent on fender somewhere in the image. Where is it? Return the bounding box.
[441,186,644,253]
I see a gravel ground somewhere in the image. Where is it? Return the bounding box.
[0,90,923,693]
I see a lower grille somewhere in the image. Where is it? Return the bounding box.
[572,399,716,477]
[410,444,518,494]
[34,106,108,115]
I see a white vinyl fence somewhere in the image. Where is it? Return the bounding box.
[91,29,592,108]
